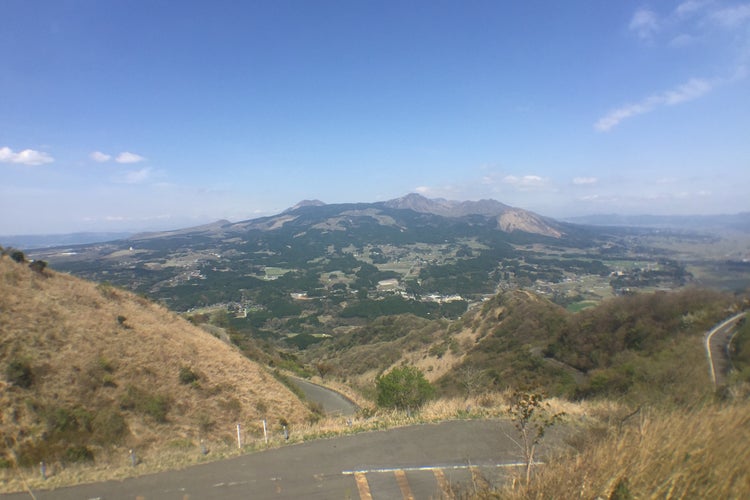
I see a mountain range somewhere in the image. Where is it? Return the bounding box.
[5,194,750,250]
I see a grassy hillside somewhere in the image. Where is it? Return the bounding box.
[490,400,750,499]
[0,254,310,472]
[451,287,739,404]
[307,287,743,406]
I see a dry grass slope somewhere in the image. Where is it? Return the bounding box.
[496,401,750,499]
[0,255,309,480]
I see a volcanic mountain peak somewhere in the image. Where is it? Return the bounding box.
[383,193,511,217]
[285,199,327,212]
[383,193,561,237]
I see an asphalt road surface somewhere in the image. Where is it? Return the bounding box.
[289,376,358,417]
[705,312,746,387]
[2,420,538,499]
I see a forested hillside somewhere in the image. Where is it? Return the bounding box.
[307,287,743,405]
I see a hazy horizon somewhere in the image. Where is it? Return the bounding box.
[3,192,749,240]
[2,1,749,234]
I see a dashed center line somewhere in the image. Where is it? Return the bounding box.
[433,469,454,499]
[354,471,373,500]
[394,469,415,500]
[343,463,533,499]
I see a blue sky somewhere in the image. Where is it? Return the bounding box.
[2,1,749,234]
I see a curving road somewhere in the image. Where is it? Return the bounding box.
[1,420,553,499]
[705,312,746,388]
[289,376,358,417]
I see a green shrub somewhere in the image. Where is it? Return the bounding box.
[102,374,117,388]
[144,395,169,422]
[97,356,116,373]
[6,359,33,388]
[376,365,435,411]
[196,412,215,433]
[9,250,25,263]
[179,366,200,385]
[121,385,170,422]
[29,260,47,274]
[92,408,128,444]
[65,445,94,463]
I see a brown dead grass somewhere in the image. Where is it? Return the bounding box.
[0,255,310,492]
[497,400,750,499]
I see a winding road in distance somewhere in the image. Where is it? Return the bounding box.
[289,376,358,417]
[705,312,747,388]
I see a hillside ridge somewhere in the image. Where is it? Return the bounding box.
[0,255,309,469]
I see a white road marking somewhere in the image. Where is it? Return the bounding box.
[342,462,534,475]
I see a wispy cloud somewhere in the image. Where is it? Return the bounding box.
[711,4,750,27]
[675,0,709,18]
[629,8,659,40]
[602,2,750,131]
[120,167,152,184]
[90,150,146,164]
[0,146,54,166]
[502,175,549,191]
[573,177,598,185]
[115,152,146,164]
[595,77,714,131]
[90,151,111,162]
[669,33,697,47]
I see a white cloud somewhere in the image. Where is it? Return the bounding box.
[0,146,54,166]
[414,186,431,194]
[656,177,682,184]
[502,175,549,191]
[711,4,750,27]
[115,152,146,164]
[675,0,708,18]
[595,77,714,131]
[90,151,112,162]
[573,177,598,185]
[669,33,696,47]
[120,167,152,184]
[664,77,713,104]
[629,8,659,40]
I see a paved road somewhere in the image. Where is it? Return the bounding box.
[1,420,540,499]
[289,377,358,417]
[705,312,746,388]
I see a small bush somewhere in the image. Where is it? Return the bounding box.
[97,357,116,373]
[143,395,170,422]
[306,402,324,424]
[376,365,435,411]
[6,359,34,388]
[10,250,26,263]
[196,413,215,434]
[92,408,128,444]
[121,386,170,422]
[102,374,117,388]
[29,260,47,274]
[65,445,94,463]
[179,366,200,385]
